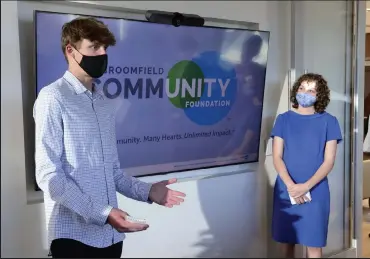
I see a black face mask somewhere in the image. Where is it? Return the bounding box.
[74,49,108,78]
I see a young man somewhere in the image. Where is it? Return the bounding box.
[34,17,186,258]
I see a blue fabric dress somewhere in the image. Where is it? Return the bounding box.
[271,110,342,248]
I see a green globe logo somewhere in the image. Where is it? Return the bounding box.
[167,60,205,109]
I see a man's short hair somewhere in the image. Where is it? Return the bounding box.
[61,17,116,59]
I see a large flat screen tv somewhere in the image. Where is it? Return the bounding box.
[35,10,270,177]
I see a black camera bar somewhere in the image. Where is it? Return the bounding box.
[145,10,205,27]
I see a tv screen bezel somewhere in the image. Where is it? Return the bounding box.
[33,9,270,179]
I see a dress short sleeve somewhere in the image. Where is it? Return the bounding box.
[327,116,343,143]
[364,117,370,152]
[271,114,284,140]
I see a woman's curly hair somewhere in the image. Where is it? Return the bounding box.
[290,73,330,113]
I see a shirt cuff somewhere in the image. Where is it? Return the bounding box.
[90,204,113,226]
[141,182,153,204]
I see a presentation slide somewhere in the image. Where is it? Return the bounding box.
[35,11,270,176]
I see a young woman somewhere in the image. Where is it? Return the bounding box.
[271,73,342,258]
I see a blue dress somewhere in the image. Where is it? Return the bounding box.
[271,110,342,247]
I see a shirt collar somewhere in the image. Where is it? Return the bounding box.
[63,71,104,98]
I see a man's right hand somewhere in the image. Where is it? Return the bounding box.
[107,208,149,233]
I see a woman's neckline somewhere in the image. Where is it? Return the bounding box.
[288,110,326,118]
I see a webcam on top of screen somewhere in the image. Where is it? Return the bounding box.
[145,10,205,27]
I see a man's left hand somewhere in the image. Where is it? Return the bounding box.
[149,178,186,208]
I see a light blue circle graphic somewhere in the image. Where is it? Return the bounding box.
[184,51,237,125]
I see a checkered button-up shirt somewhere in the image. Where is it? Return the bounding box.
[34,71,152,248]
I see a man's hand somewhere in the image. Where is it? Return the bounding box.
[231,147,244,156]
[107,208,149,233]
[149,178,186,208]
[288,183,310,199]
[253,97,263,106]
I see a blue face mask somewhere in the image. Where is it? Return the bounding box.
[296,92,316,108]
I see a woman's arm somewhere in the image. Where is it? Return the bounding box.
[288,140,338,198]
[272,136,295,188]
[305,140,338,189]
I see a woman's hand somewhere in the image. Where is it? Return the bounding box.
[288,183,310,199]
[294,196,309,205]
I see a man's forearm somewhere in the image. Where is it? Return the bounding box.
[240,130,254,149]
[114,169,152,202]
[37,170,113,226]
